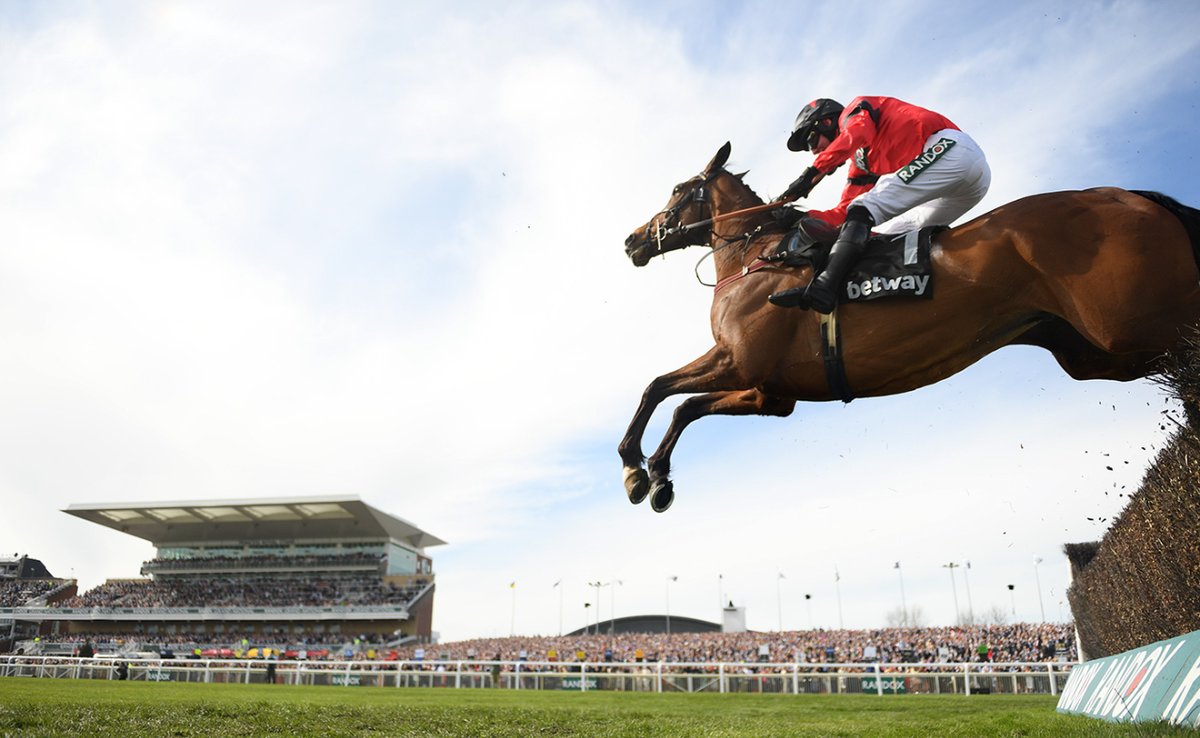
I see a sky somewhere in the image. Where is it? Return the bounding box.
[2,0,1199,644]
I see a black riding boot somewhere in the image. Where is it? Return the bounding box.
[768,210,873,313]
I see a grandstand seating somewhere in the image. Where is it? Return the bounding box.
[139,551,385,574]
[0,579,62,607]
[54,576,431,609]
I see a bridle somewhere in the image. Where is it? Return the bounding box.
[641,170,721,257]
[633,169,793,286]
[641,169,791,256]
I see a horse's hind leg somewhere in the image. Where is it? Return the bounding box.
[644,389,796,512]
[619,347,744,505]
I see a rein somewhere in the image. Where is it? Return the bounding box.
[641,171,793,288]
[671,201,790,236]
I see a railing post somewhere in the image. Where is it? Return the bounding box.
[657,661,664,693]
[792,663,799,695]
[581,662,588,693]
[1048,663,1057,696]
[718,663,725,694]
[876,666,884,696]
[455,661,461,689]
[964,662,971,696]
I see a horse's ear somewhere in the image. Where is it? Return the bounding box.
[734,170,750,181]
[706,141,732,174]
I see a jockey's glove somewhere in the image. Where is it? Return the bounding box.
[779,166,822,202]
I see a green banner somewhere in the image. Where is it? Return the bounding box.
[1057,629,1200,726]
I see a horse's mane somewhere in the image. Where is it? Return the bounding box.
[724,169,766,206]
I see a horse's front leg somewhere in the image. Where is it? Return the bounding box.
[619,346,740,505]
[644,389,796,512]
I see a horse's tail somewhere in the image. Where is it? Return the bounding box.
[1131,190,1200,267]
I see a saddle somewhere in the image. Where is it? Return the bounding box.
[769,217,940,302]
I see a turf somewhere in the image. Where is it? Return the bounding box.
[0,677,1191,737]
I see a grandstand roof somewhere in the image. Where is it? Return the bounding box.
[62,495,446,551]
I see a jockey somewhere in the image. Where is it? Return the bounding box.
[768,96,991,313]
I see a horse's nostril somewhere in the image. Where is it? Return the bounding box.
[625,233,635,247]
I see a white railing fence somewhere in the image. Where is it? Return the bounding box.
[0,656,1072,696]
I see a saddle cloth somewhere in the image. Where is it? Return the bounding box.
[842,228,936,303]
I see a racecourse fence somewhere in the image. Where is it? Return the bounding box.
[1,656,1072,696]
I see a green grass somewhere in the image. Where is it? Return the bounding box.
[0,677,1192,737]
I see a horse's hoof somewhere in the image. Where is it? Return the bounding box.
[650,480,674,513]
[624,467,649,505]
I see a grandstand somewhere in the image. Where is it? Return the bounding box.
[1,496,444,655]
[1,555,76,651]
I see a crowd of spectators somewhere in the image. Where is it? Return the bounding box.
[15,623,1074,667]
[141,551,384,574]
[0,579,61,607]
[397,623,1075,665]
[28,629,394,651]
[54,576,429,609]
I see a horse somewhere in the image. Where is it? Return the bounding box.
[619,141,1200,513]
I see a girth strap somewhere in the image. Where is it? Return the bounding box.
[820,310,855,403]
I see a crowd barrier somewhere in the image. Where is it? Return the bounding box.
[0,656,1073,696]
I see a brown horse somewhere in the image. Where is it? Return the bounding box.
[620,141,1200,512]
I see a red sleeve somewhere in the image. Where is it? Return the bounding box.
[812,108,877,174]
[806,164,873,228]
[806,181,871,227]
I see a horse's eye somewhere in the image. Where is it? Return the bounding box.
[672,186,681,195]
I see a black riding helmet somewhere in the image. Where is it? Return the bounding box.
[787,98,844,152]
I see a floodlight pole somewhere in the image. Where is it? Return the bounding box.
[943,562,960,625]
[608,580,622,635]
[834,567,844,630]
[962,561,975,624]
[1034,558,1046,622]
[589,581,606,635]
[776,572,784,632]
[666,576,677,635]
